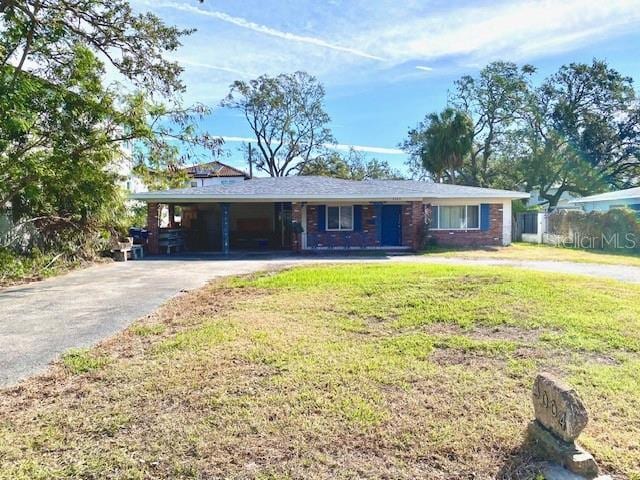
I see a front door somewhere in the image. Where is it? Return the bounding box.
[381,205,402,246]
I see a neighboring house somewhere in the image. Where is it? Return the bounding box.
[113,140,147,194]
[570,187,640,213]
[526,188,577,211]
[117,156,248,194]
[133,176,528,254]
[183,161,248,188]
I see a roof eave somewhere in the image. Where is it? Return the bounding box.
[571,195,640,204]
[130,192,530,203]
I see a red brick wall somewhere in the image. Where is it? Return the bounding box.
[426,203,503,247]
[305,204,380,248]
[402,201,425,250]
[305,202,427,250]
[147,202,159,255]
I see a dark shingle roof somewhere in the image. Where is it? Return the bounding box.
[132,176,529,202]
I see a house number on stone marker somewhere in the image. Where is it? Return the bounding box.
[534,376,567,431]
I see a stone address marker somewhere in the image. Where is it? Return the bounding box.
[528,373,610,479]
[532,373,589,443]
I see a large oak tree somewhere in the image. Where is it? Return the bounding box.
[223,71,334,176]
[519,60,640,207]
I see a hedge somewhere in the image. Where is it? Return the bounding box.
[547,209,640,251]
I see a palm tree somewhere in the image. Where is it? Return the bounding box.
[420,108,473,184]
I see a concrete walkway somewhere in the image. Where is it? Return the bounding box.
[1,253,639,388]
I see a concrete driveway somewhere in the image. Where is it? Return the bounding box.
[1,253,639,388]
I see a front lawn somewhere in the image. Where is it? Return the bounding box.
[1,264,639,479]
[426,241,640,267]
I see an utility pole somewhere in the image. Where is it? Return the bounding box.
[248,142,253,179]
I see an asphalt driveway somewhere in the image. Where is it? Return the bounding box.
[1,253,639,388]
[0,257,275,387]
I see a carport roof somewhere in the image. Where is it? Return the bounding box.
[131,176,529,202]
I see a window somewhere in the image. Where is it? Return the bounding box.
[190,180,198,188]
[466,205,480,228]
[326,205,354,231]
[431,205,480,230]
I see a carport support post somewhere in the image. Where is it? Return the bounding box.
[147,202,159,255]
[221,202,230,254]
[374,202,383,246]
[168,204,176,228]
[291,202,302,252]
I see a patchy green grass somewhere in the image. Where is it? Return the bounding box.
[60,348,109,374]
[130,324,166,336]
[1,264,640,479]
[425,241,640,267]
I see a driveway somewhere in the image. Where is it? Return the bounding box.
[0,257,274,388]
[1,253,639,388]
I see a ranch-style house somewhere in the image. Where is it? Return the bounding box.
[132,176,529,254]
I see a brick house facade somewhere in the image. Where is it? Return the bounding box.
[301,202,425,251]
[136,177,526,254]
[425,203,504,247]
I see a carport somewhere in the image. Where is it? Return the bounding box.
[146,201,293,254]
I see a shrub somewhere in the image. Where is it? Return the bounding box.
[547,209,640,251]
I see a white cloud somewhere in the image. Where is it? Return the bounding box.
[131,0,640,106]
[159,2,386,61]
[177,59,256,77]
[219,136,404,155]
[329,143,404,155]
[361,0,640,64]
[220,135,254,143]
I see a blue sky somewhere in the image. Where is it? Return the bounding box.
[131,0,640,175]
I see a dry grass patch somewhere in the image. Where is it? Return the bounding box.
[1,264,639,479]
[426,242,640,267]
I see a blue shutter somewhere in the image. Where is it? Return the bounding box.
[317,205,326,231]
[353,205,362,231]
[480,204,490,231]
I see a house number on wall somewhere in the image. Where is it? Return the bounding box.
[533,376,567,431]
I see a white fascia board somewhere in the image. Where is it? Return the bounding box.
[427,196,526,205]
[427,192,529,200]
[571,194,640,204]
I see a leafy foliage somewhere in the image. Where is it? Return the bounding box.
[519,61,640,206]
[402,108,473,184]
[404,60,640,206]
[301,148,403,180]
[452,62,534,187]
[0,0,220,270]
[223,71,334,176]
[0,0,190,96]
